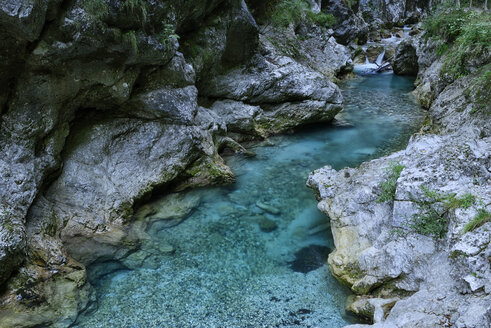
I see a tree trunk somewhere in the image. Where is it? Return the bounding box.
[485,0,488,10]
[456,0,460,8]
[469,0,472,8]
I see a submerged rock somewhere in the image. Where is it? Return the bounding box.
[258,217,278,232]
[256,201,281,215]
[288,245,331,273]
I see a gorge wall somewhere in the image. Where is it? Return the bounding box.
[308,17,491,328]
[0,0,443,327]
[0,0,351,326]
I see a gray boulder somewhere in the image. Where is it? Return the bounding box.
[201,53,343,135]
[392,40,419,76]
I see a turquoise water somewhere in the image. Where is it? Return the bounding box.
[74,73,424,327]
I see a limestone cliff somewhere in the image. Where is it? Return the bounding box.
[308,27,491,328]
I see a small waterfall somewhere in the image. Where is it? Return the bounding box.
[365,55,370,65]
[403,25,411,37]
[375,49,385,66]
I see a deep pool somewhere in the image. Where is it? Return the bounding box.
[74,73,425,328]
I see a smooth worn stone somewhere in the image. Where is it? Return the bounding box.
[256,201,281,215]
[258,217,278,232]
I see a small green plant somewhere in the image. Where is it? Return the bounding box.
[377,162,405,203]
[123,30,138,55]
[306,11,336,28]
[442,193,476,210]
[462,208,491,233]
[271,0,308,27]
[158,23,180,49]
[449,250,466,259]
[84,0,109,18]
[408,204,448,238]
[407,187,477,239]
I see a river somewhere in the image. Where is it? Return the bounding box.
[74,72,425,327]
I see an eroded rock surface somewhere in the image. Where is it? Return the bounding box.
[392,40,418,76]
[0,0,352,326]
[308,66,490,327]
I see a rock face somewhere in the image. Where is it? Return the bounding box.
[359,0,430,28]
[308,55,491,326]
[392,40,419,75]
[321,0,369,44]
[0,0,352,326]
[201,51,343,135]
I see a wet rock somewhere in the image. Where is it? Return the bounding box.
[288,245,331,273]
[256,201,281,215]
[393,40,419,76]
[394,30,405,39]
[258,217,278,232]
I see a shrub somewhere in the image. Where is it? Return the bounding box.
[85,0,109,18]
[306,11,337,28]
[423,8,469,43]
[123,30,138,55]
[462,208,491,233]
[122,0,148,23]
[270,0,336,28]
[377,162,405,203]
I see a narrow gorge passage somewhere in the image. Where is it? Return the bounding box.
[74,72,425,328]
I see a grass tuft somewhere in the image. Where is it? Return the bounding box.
[376,162,405,203]
[462,208,491,233]
[407,187,477,239]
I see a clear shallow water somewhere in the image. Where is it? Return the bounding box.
[74,73,425,328]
